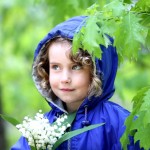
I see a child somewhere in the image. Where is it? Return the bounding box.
[11,16,141,150]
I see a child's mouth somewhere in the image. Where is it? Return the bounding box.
[60,88,75,92]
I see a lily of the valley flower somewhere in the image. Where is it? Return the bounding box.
[16,110,70,150]
[1,110,104,150]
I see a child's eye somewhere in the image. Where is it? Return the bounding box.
[72,64,82,70]
[51,65,60,70]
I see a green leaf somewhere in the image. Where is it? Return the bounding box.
[53,123,105,150]
[140,14,150,27]
[73,0,149,63]
[102,0,126,18]
[82,16,103,58]
[114,12,147,61]
[120,86,150,150]
[0,114,20,126]
[120,113,135,149]
[65,112,76,124]
[72,29,84,55]
[73,16,105,59]
[132,86,150,110]
[133,0,150,12]
[85,3,99,15]
[134,124,150,150]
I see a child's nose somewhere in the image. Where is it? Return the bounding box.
[61,70,71,84]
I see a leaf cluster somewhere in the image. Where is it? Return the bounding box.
[73,0,150,62]
[120,86,150,150]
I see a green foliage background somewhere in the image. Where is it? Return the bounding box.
[0,0,150,149]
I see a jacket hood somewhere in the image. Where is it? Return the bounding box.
[32,16,118,113]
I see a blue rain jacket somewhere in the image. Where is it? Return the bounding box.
[11,16,141,150]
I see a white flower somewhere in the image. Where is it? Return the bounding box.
[67,123,71,127]
[61,125,67,131]
[64,115,68,119]
[53,125,58,130]
[16,110,71,150]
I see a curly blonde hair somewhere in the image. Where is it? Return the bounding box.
[34,37,102,99]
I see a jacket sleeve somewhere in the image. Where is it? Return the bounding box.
[10,136,30,150]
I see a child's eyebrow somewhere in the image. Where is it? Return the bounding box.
[49,62,59,64]
[50,62,77,65]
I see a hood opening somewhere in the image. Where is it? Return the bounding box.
[32,16,118,113]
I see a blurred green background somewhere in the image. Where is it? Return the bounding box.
[0,0,150,149]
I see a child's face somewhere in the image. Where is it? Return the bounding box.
[48,41,91,112]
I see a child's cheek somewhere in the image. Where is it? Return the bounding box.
[49,74,59,88]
